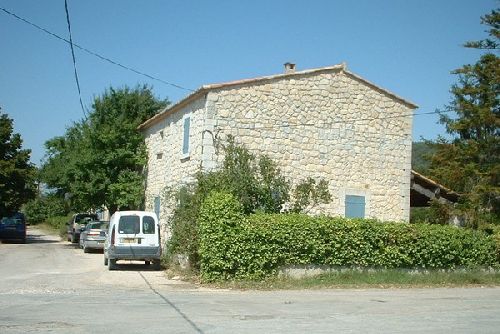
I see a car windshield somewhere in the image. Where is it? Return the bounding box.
[118,216,140,234]
[75,214,97,224]
[88,222,108,230]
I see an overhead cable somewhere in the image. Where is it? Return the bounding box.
[0,6,195,92]
[64,0,86,118]
[216,109,448,132]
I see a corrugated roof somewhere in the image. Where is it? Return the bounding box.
[138,63,418,131]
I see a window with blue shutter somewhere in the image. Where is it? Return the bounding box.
[182,116,190,156]
[345,195,365,218]
[154,196,161,220]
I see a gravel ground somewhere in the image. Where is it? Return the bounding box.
[1,226,499,333]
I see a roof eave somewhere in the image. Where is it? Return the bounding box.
[138,89,206,131]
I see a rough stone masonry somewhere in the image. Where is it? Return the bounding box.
[139,63,417,238]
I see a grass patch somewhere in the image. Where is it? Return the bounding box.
[208,269,500,290]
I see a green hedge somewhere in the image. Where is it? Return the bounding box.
[199,192,499,281]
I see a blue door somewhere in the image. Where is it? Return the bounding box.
[345,195,365,218]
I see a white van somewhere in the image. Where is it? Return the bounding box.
[104,211,161,270]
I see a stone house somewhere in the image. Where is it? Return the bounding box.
[138,63,417,235]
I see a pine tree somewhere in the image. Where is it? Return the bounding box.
[430,9,499,225]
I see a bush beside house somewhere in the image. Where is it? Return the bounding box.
[199,192,499,282]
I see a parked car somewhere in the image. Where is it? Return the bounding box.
[0,212,26,243]
[104,211,161,270]
[79,221,108,253]
[67,213,98,243]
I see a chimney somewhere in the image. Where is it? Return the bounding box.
[284,62,296,74]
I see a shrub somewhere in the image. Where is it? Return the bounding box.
[199,208,499,281]
[165,138,331,270]
[198,191,245,281]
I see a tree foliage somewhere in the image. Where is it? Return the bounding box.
[23,193,69,224]
[429,8,500,225]
[0,111,36,216]
[40,86,168,213]
[411,141,436,174]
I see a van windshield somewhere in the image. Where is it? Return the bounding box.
[118,216,140,234]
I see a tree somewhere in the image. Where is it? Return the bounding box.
[429,8,500,225]
[40,86,168,213]
[0,111,36,216]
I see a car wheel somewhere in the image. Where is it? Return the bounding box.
[145,261,150,265]
[70,232,76,244]
[108,259,117,271]
[83,244,89,253]
[153,260,161,271]
[104,256,108,266]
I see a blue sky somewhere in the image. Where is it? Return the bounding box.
[0,0,495,165]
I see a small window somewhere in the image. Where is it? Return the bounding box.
[143,216,156,234]
[154,196,161,219]
[118,215,140,234]
[345,195,365,218]
[182,116,191,157]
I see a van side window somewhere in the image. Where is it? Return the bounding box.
[143,216,155,234]
[118,216,140,234]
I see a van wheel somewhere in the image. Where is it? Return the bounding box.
[153,260,161,271]
[104,256,108,266]
[145,261,150,265]
[108,259,117,271]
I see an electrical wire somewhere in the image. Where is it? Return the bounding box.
[215,109,447,132]
[0,6,195,92]
[64,0,86,118]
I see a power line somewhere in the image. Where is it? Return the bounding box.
[64,0,86,118]
[216,109,448,132]
[0,6,195,92]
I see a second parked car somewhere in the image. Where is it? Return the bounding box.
[79,221,108,253]
[67,213,98,243]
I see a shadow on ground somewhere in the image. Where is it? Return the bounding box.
[109,262,163,272]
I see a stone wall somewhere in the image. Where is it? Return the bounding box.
[143,67,414,228]
[206,69,413,221]
[143,96,206,238]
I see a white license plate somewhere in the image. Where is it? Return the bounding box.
[122,238,137,244]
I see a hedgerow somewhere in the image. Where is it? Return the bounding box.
[199,192,499,282]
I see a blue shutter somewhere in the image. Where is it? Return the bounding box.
[345,195,365,218]
[182,117,190,155]
[154,196,161,220]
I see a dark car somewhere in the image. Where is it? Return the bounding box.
[79,221,108,253]
[0,212,26,243]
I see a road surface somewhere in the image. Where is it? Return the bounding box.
[1,226,499,333]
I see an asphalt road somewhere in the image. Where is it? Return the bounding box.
[1,227,499,333]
